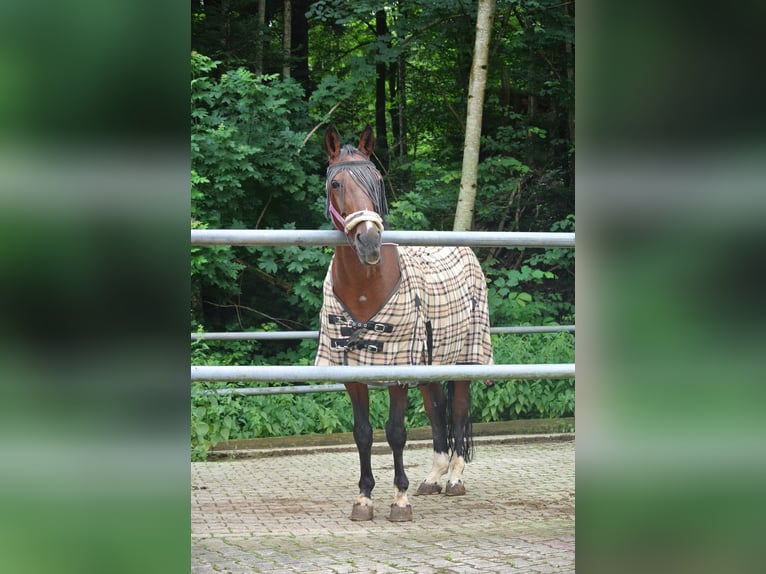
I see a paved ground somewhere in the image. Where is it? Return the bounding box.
[192,435,575,573]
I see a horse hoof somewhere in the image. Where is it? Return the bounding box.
[416,481,442,495]
[387,504,413,522]
[350,502,374,521]
[445,481,466,496]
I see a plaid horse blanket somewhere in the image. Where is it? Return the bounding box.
[315,245,493,383]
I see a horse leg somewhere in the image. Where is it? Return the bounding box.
[386,384,413,521]
[415,382,450,495]
[446,380,472,496]
[345,383,375,520]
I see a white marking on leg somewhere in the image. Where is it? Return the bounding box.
[356,493,373,507]
[447,455,466,485]
[393,489,409,508]
[424,451,450,484]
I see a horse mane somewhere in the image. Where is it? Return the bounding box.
[324,145,388,224]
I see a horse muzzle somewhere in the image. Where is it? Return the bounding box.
[354,227,382,265]
[345,211,384,266]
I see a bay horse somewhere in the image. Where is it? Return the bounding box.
[314,125,493,521]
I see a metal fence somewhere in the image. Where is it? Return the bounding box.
[191,229,575,394]
[191,325,575,341]
[191,229,574,248]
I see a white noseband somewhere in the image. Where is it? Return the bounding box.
[343,210,384,234]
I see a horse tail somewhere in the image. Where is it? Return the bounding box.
[446,381,474,463]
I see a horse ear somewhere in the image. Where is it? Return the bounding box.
[324,125,341,161]
[358,124,375,157]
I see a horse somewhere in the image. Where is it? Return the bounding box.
[314,125,494,521]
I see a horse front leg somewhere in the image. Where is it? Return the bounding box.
[386,384,412,521]
[415,382,450,495]
[345,383,375,520]
[446,380,472,496]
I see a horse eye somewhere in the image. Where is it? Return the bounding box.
[331,180,341,189]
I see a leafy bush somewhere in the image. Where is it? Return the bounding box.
[472,331,575,422]
[191,52,327,333]
[191,328,574,460]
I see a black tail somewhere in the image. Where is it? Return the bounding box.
[446,381,474,463]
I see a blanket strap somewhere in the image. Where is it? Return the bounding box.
[331,338,384,353]
[425,320,433,365]
[328,314,393,334]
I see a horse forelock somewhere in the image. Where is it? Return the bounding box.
[338,144,365,159]
[325,149,388,222]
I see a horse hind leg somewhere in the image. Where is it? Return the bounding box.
[416,382,450,495]
[446,455,467,496]
[446,380,472,496]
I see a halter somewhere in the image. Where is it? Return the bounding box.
[325,159,387,242]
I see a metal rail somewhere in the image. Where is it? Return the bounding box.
[191,325,575,341]
[197,384,350,396]
[190,228,575,395]
[191,363,575,384]
[191,229,575,248]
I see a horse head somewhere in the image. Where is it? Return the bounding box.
[324,125,387,266]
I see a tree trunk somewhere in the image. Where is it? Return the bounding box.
[255,0,265,75]
[375,10,389,165]
[388,57,399,157]
[564,2,575,149]
[453,0,496,232]
[396,53,407,159]
[282,0,292,79]
[291,0,311,94]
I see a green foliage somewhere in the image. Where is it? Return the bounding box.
[190,327,574,460]
[191,53,320,230]
[485,262,557,325]
[191,52,327,332]
[189,0,575,457]
[250,238,333,325]
[482,215,575,326]
[386,159,462,230]
[472,332,575,422]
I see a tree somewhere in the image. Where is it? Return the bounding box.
[190,2,576,450]
[191,0,575,333]
[454,0,496,232]
[282,0,292,79]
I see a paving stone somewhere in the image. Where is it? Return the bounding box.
[193,438,574,573]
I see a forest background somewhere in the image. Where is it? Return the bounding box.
[190,0,575,459]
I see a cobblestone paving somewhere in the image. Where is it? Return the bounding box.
[192,438,575,573]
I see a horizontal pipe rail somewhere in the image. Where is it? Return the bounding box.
[191,325,576,341]
[198,384,349,396]
[191,363,575,383]
[192,330,319,341]
[191,229,575,248]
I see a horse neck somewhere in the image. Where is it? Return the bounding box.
[332,244,401,323]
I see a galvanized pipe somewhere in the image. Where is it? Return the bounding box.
[192,331,319,341]
[489,325,576,334]
[191,363,575,383]
[191,325,576,341]
[197,384,348,396]
[191,229,575,248]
